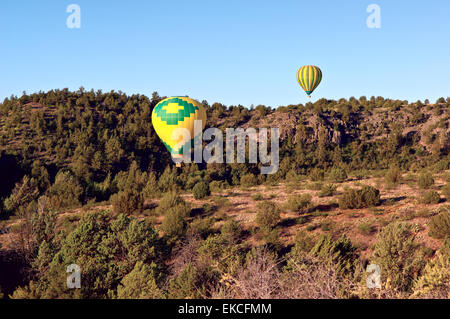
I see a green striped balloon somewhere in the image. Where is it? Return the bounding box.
[297,65,322,98]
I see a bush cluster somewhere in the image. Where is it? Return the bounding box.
[421,190,440,204]
[372,222,425,291]
[385,165,402,186]
[417,172,434,189]
[428,212,450,239]
[192,181,211,200]
[339,186,380,209]
[256,201,280,232]
[328,167,347,183]
[111,189,144,215]
[319,184,337,197]
[283,194,312,212]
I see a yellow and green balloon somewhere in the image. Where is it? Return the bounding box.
[297,65,322,98]
[151,96,206,166]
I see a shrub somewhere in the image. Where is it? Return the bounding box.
[185,176,203,190]
[309,168,324,181]
[229,248,280,299]
[385,165,402,186]
[442,183,450,198]
[197,234,243,275]
[262,228,282,249]
[412,239,450,298]
[433,160,449,173]
[192,181,211,200]
[417,172,434,189]
[339,186,380,209]
[307,182,322,191]
[22,211,166,299]
[320,220,334,232]
[283,194,312,212]
[358,222,375,235]
[209,180,229,192]
[221,220,242,242]
[252,193,264,201]
[48,171,83,210]
[201,203,216,215]
[319,184,337,197]
[167,262,212,298]
[240,174,257,187]
[328,167,347,183]
[142,172,159,199]
[158,166,178,192]
[372,222,425,291]
[360,186,381,206]
[116,261,163,299]
[281,253,345,299]
[111,189,144,215]
[157,191,190,216]
[421,190,440,204]
[4,175,39,215]
[428,212,450,239]
[161,205,188,241]
[212,196,231,208]
[256,201,280,232]
[309,234,358,277]
[291,230,316,253]
[188,217,214,238]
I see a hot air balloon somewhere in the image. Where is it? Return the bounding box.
[151,96,207,166]
[297,65,322,98]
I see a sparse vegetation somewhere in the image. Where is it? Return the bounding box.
[319,184,337,197]
[417,172,435,189]
[252,193,264,201]
[0,90,448,299]
[358,222,375,235]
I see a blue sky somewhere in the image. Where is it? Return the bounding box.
[1,0,449,107]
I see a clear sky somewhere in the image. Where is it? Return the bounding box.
[1,0,449,107]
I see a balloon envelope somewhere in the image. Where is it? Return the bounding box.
[297,65,322,97]
[151,96,206,163]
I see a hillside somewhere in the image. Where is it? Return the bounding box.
[0,90,449,299]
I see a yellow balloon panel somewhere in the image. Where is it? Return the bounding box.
[151,96,207,155]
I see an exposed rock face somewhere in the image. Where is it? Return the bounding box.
[239,105,449,152]
[331,128,342,145]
